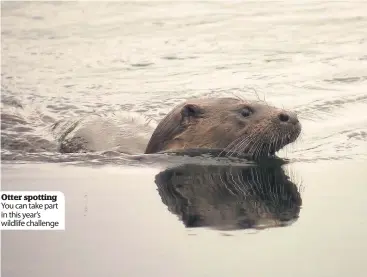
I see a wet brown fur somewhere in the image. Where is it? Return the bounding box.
[145,97,301,158]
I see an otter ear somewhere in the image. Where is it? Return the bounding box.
[181,104,203,118]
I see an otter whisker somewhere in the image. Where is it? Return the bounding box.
[220,135,246,157]
[243,86,260,102]
[231,130,262,157]
[240,135,262,158]
[282,136,289,158]
[218,172,237,196]
[226,131,258,157]
[256,131,272,157]
[250,137,263,159]
[269,133,278,157]
[230,132,257,155]
[229,168,248,196]
[252,87,262,102]
[237,130,263,158]
[256,169,267,197]
[229,91,245,102]
[246,125,272,158]
[275,133,282,153]
[254,138,268,158]
[237,169,251,195]
[228,137,250,157]
[279,136,284,154]
[244,126,269,153]
[223,127,255,156]
[268,134,276,155]
[219,135,247,158]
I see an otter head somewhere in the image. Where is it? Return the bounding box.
[145,97,301,159]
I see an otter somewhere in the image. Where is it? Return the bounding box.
[145,97,301,159]
[55,97,301,160]
[155,162,302,230]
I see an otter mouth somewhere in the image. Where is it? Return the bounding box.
[226,126,301,160]
[256,131,300,158]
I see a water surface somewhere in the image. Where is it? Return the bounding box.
[1,2,367,277]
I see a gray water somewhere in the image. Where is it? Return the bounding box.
[1,2,367,277]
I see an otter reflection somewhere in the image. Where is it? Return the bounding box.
[155,163,302,230]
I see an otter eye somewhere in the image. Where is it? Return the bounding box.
[241,108,252,117]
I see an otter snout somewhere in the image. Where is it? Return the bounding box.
[278,111,299,125]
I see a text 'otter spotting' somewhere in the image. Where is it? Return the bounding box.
[0,191,65,230]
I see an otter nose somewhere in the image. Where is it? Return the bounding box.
[278,111,299,124]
